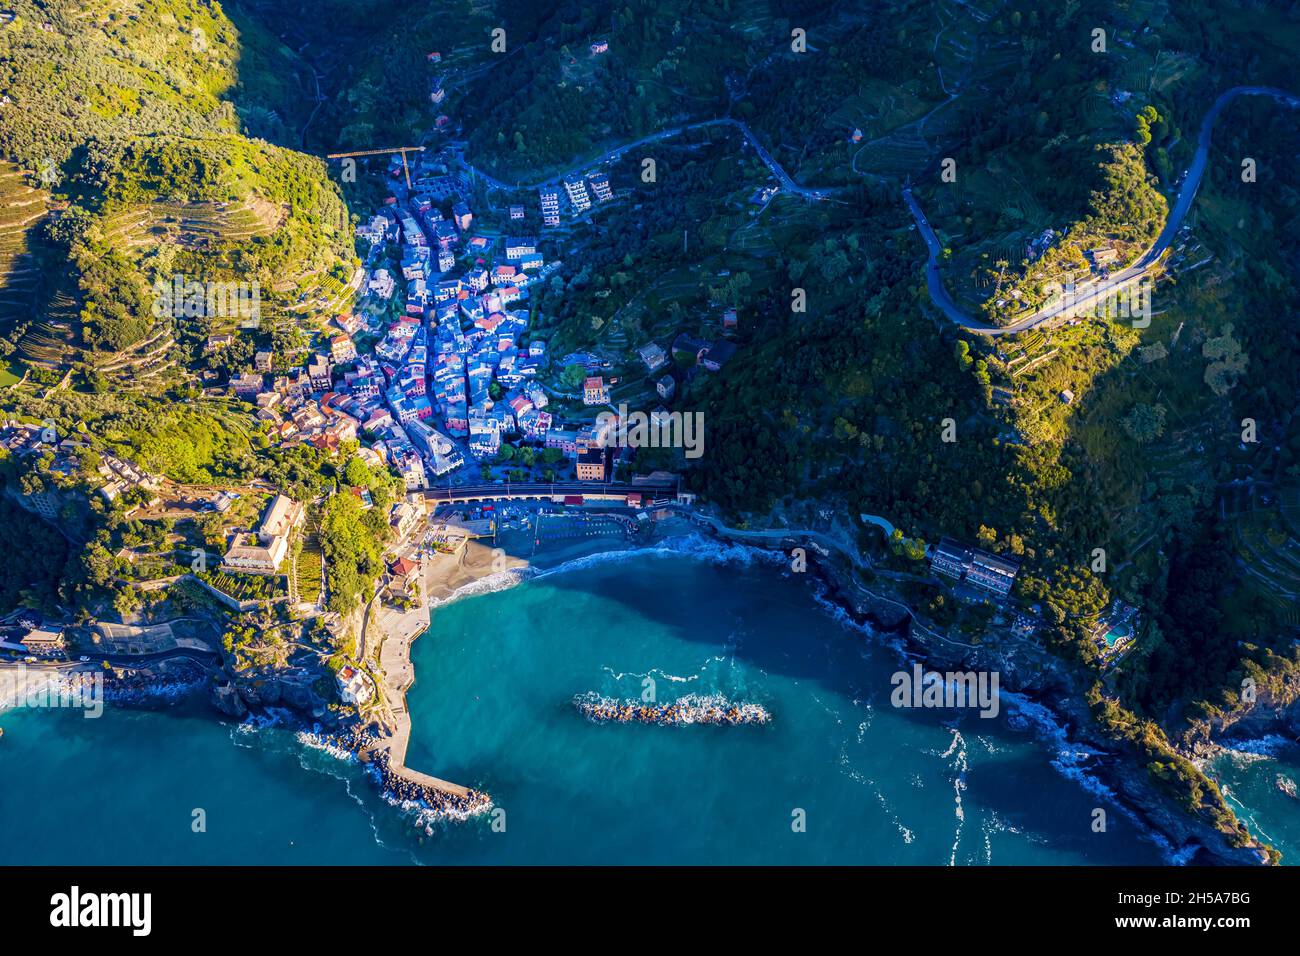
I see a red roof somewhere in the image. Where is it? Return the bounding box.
[390,556,419,576]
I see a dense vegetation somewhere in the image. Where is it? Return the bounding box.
[0,0,353,371]
[0,0,1296,855]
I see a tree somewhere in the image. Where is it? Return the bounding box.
[1121,403,1167,443]
[1203,326,1249,396]
[562,363,588,389]
[342,456,372,488]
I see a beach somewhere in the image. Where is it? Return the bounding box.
[364,506,697,812]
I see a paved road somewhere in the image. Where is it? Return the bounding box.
[96,647,221,667]
[904,85,1300,336]
[421,480,679,503]
[3,647,220,668]
[462,118,831,200]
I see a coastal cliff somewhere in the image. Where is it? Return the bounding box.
[1184,673,1300,753]
[209,675,329,721]
[711,522,1275,866]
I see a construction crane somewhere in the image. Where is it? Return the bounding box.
[326,146,425,190]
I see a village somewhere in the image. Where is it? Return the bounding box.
[0,31,1156,816]
[0,109,1104,694]
[200,151,688,492]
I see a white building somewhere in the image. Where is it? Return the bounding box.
[337,665,374,705]
[539,187,561,226]
[221,494,305,575]
[564,177,591,213]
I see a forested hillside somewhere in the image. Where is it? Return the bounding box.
[0,0,353,383]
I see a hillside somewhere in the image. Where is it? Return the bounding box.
[0,0,355,388]
[0,0,1294,866]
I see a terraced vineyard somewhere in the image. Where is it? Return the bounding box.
[0,162,49,378]
[86,325,184,392]
[99,197,285,253]
[197,568,286,604]
[1231,509,1300,628]
[296,511,325,607]
[15,285,78,370]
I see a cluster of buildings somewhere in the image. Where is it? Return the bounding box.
[0,615,65,657]
[0,421,164,515]
[0,419,61,459]
[95,452,163,505]
[214,356,363,457]
[538,171,613,226]
[221,494,306,575]
[206,146,685,493]
[927,537,1021,598]
[233,163,632,488]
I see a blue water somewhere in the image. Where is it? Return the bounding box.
[0,545,1165,864]
[1207,741,1300,864]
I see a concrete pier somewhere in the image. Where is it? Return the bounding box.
[367,554,474,800]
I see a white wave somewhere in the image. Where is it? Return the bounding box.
[999,691,1205,864]
[1218,735,1294,758]
[536,532,785,580]
[0,669,61,713]
[807,581,876,640]
[424,533,781,613]
[837,740,915,844]
[428,565,535,608]
[296,730,360,763]
[942,728,968,866]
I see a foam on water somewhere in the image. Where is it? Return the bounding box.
[1218,735,1294,759]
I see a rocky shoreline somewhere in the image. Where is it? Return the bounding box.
[79,506,1288,863]
[369,750,493,821]
[102,661,209,706]
[303,724,493,824]
[709,522,1277,867]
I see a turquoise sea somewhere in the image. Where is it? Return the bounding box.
[0,542,1184,864]
[1206,740,1300,861]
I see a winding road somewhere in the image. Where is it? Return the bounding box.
[461,117,832,200]
[905,85,1300,336]
[455,84,1296,338]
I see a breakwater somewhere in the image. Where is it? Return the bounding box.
[371,750,492,822]
[574,692,771,726]
[303,724,492,823]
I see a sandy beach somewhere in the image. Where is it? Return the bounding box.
[365,507,697,801]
